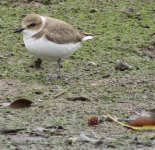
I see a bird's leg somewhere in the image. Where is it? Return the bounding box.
[56,58,62,79]
[34,58,42,69]
[46,59,62,81]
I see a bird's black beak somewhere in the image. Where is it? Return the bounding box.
[14,27,25,33]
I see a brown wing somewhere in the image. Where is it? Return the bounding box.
[33,17,84,44]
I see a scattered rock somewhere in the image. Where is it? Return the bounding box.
[34,90,42,95]
[102,73,110,79]
[34,126,66,136]
[86,61,97,66]
[120,7,140,16]
[141,24,150,28]
[67,132,102,145]
[9,134,45,142]
[120,7,141,19]
[141,45,155,59]
[89,8,98,13]
[120,7,136,14]
[115,60,132,71]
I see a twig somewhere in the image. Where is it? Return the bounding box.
[53,90,67,98]
[67,96,92,101]
[0,128,25,134]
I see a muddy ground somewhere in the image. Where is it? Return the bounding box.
[1,0,155,149]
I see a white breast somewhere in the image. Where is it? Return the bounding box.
[23,34,81,60]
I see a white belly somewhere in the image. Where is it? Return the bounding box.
[23,36,81,60]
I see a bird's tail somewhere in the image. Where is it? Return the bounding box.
[82,36,94,41]
[80,32,94,41]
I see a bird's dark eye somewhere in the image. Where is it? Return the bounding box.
[28,23,35,27]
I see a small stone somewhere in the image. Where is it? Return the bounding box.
[102,74,110,78]
[115,60,132,71]
[86,61,97,66]
[34,91,42,95]
[90,8,97,13]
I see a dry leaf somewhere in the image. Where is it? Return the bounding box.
[9,99,33,109]
[107,113,155,131]
[129,117,155,126]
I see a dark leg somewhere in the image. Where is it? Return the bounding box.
[56,58,62,79]
[34,58,42,69]
[46,59,64,81]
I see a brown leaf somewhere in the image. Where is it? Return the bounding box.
[107,113,155,131]
[129,117,155,127]
[9,99,33,109]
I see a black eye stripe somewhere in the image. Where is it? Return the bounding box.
[28,23,35,27]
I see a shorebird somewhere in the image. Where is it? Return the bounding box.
[15,14,93,79]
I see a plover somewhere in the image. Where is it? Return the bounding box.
[15,14,93,79]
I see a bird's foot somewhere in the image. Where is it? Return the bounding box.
[29,58,43,69]
[34,58,43,69]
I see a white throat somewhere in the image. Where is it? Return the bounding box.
[40,16,46,29]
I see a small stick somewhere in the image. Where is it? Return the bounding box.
[67,96,92,101]
[53,90,67,98]
[0,128,25,134]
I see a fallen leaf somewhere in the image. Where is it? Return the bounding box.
[107,113,155,131]
[129,117,155,126]
[9,99,33,109]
